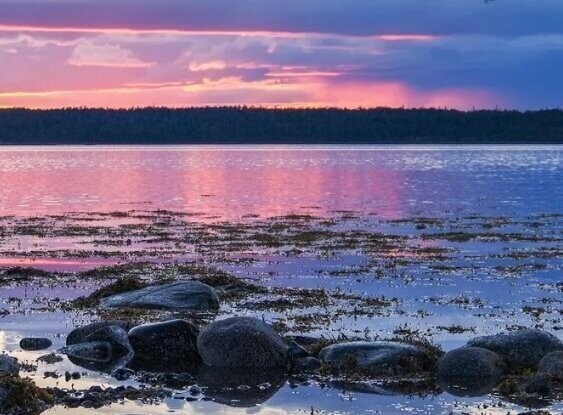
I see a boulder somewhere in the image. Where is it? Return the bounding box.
[197,317,289,368]
[318,341,437,376]
[127,319,201,372]
[537,351,563,380]
[467,329,563,369]
[65,324,133,373]
[67,321,131,346]
[0,355,19,374]
[20,338,52,351]
[436,346,507,396]
[100,281,219,312]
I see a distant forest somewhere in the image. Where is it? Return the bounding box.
[0,107,562,144]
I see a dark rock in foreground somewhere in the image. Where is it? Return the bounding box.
[65,324,133,373]
[197,317,289,368]
[67,321,131,346]
[467,329,563,369]
[318,341,437,377]
[0,355,19,374]
[128,319,200,372]
[20,338,52,351]
[436,346,506,396]
[100,281,220,312]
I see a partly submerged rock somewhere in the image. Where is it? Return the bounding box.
[0,355,19,375]
[127,319,201,372]
[100,281,220,312]
[20,338,52,351]
[318,341,437,377]
[67,321,131,346]
[436,347,507,396]
[467,329,563,369]
[65,324,133,373]
[197,317,289,368]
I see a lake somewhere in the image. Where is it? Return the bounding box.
[0,145,561,414]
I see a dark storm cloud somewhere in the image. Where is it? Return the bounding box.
[0,0,562,37]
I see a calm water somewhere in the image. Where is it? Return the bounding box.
[0,145,562,415]
[0,145,561,218]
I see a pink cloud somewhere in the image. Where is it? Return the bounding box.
[68,41,154,68]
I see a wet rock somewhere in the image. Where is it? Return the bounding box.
[467,329,563,369]
[0,355,19,374]
[436,347,507,396]
[65,371,81,382]
[20,337,52,351]
[293,357,321,373]
[65,325,133,373]
[537,351,563,380]
[111,367,135,381]
[197,317,289,368]
[67,321,131,346]
[100,281,220,312]
[319,341,437,377]
[196,366,286,407]
[127,319,200,372]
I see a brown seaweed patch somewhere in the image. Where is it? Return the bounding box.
[0,374,53,415]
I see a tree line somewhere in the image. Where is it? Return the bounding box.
[0,107,562,144]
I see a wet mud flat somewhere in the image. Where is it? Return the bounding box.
[0,210,561,414]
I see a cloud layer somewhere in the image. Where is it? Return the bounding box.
[0,0,561,109]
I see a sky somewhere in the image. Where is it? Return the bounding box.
[0,0,562,110]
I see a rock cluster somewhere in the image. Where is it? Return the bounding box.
[38,280,562,409]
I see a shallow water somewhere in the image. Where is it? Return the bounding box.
[0,145,562,414]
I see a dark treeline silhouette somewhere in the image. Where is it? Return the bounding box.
[1,107,562,144]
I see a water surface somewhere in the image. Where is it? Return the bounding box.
[0,145,561,415]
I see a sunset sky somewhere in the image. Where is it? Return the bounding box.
[0,0,562,110]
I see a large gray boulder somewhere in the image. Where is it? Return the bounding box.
[436,347,507,396]
[0,355,19,374]
[318,341,436,376]
[128,319,201,372]
[467,329,563,369]
[100,281,219,312]
[197,317,289,368]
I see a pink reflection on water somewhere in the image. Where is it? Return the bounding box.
[0,146,406,220]
[0,257,120,272]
